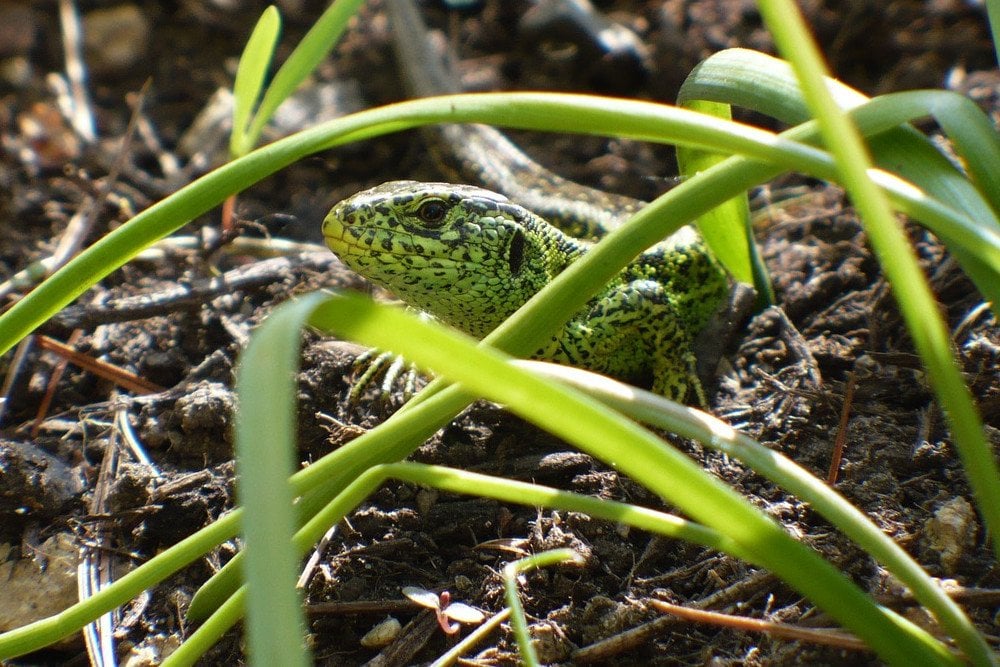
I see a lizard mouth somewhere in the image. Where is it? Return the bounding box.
[323,216,428,259]
[322,212,476,286]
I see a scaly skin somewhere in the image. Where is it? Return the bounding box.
[323,180,729,402]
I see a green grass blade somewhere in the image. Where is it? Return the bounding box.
[384,464,745,555]
[0,508,245,658]
[0,87,993,660]
[2,39,994,661]
[230,6,281,157]
[675,97,772,306]
[2,92,998,361]
[679,48,1000,229]
[680,49,1000,308]
[186,390,481,622]
[244,0,365,148]
[185,449,741,660]
[984,0,1000,64]
[161,589,247,667]
[503,549,586,666]
[202,291,971,665]
[921,92,1000,216]
[0,282,976,662]
[235,292,328,667]
[680,52,1000,306]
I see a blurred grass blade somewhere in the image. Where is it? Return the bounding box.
[230,6,281,157]
[921,91,1000,217]
[984,0,1000,65]
[234,293,329,667]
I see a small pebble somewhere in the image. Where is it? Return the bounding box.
[924,496,977,573]
[84,4,151,73]
[359,616,401,648]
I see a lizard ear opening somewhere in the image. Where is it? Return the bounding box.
[508,229,525,275]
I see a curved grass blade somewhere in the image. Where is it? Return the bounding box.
[1,88,998,662]
[680,48,1000,229]
[515,360,994,666]
[0,91,998,359]
[305,292,960,665]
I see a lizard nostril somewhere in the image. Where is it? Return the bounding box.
[338,210,356,226]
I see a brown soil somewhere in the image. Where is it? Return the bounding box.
[0,0,997,665]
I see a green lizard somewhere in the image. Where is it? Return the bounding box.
[322,180,729,403]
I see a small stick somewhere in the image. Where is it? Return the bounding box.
[34,335,164,395]
[31,329,83,437]
[827,371,856,485]
[648,598,871,652]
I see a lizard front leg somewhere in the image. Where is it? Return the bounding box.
[542,279,706,404]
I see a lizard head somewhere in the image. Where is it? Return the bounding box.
[323,181,577,337]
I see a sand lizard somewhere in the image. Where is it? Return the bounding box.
[323,180,728,402]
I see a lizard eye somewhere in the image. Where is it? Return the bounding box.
[416,200,449,226]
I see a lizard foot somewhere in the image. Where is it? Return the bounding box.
[348,348,423,406]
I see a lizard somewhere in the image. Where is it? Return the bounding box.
[320,0,735,403]
[322,180,729,403]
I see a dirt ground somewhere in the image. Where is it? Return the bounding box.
[0,0,998,665]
